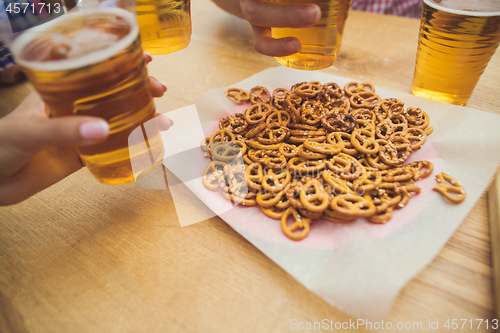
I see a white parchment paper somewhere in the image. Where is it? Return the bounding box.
[163,66,500,320]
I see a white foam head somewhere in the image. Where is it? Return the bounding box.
[10,8,138,72]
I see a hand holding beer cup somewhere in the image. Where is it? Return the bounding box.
[1,0,169,185]
[212,0,321,57]
[412,0,500,105]
[0,55,171,206]
[213,0,351,70]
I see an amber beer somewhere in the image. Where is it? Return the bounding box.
[271,0,351,70]
[11,9,164,184]
[412,0,500,106]
[136,0,191,54]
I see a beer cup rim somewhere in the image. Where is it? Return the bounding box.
[423,0,500,17]
[10,7,138,72]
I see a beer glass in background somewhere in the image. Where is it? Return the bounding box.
[412,0,500,106]
[2,1,165,184]
[136,0,192,54]
[271,0,351,70]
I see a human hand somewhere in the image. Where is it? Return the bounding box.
[0,53,172,206]
[212,0,321,57]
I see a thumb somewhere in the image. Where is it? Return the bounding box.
[8,115,109,152]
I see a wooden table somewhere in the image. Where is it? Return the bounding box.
[1,1,499,332]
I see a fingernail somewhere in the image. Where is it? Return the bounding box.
[144,52,152,59]
[160,82,167,92]
[302,6,320,25]
[285,40,301,54]
[79,120,109,141]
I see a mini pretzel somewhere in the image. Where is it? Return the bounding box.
[407,160,433,180]
[245,162,264,191]
[209,129,235,147]
[327,132,357,155]
[245,122,267,138]
[287,157,326,175]
[350,92,381,109]
[262,168,291,193]
[344,82,375,97]
[266,110,291,126]
[256,123,288,144]
[297,145,327,160]
[279,143,299,158]
[202,162,223,190]
[272,88,291,110]
[295,81,322,98]
[322,170,355,195]
[350,128,380,155]
[245,103,273,125]
[246,139,280,150]
[256,185,289,208]
[403,128,426,150]
[299,178,329,213]
[281,207,311,241]
[303,141,342,155]
[226,88,250,103]
[211,141,245,162]
[433,172,466,203]
[300,100,326,125]
[323,207,355,223]
[373,98,401,121]
[330,194,376,217]
[261,205,287,219]
[250,86,271,104]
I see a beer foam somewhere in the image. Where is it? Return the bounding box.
[11,8,139,71]
[425,0,500,16]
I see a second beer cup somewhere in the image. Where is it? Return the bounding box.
[412,0,500,106]
[136,0,192,54]
[7,4,165,184]
[271,0,352,70]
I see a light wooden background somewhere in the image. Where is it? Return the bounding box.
[0,0,499,332]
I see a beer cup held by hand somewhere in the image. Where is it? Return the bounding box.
[9,9,164,184]
[271,0,351,71]
[136,0,192,55]
[412,0,500,106]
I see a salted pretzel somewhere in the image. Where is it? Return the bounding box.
[203,81,463,241]
[226,88,250,103]
[281,207,311,241]
[250,86,271,104]
[330,194,377,217]
[433,173,466,203]
[344,82,375,97]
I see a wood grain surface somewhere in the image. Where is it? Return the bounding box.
[0,1,499,332]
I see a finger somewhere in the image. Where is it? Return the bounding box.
[241,0,320,28]
[149,77,167,97]
[144,52,153,64]
[4,115,110,152]
[153,113,174,131]
[252,26,301,57]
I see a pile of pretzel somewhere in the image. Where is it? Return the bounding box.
[201,81,466,241]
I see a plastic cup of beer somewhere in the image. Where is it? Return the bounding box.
[136,0,192,55]
[1,0,165,184]
[412,0,500,106]
[271,0,351,70]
